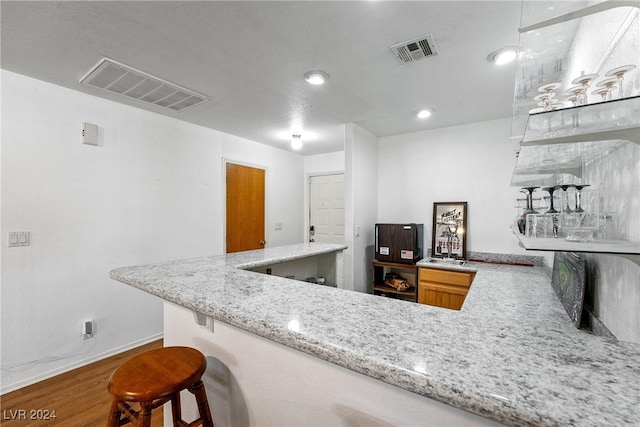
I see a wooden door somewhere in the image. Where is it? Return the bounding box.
[226,163,265,253]
[309,174,345,243]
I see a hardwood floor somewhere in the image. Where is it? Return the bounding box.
[1,340,164,426]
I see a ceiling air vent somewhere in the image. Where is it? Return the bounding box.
[79,58,210,112]
[390,34,439,64]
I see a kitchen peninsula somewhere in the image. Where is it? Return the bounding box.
[110,243,640,426]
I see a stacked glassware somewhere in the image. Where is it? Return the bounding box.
[517,184,607,242]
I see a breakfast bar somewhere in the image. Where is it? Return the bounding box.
[110,243,640,426]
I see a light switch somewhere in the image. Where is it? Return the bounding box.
[8,231,30,247]
[274,223,283,230]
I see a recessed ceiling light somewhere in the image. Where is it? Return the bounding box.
[487,46,517,65]
[304,70,329,85]
[291,134,303,150]
[417,109,432,119]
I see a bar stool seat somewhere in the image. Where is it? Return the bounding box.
[107,346,214,427]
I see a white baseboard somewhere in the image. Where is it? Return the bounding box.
[0,333,163,395]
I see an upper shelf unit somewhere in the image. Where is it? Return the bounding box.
[510,1,640,186]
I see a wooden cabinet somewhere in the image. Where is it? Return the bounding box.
[418,267,475,310]
[372,261,417,302]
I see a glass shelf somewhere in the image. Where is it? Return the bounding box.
[513,138,630,179]
[510,2,639,259]
[511,225,640,259]
[522,96,640,147]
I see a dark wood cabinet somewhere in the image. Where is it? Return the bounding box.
[372,261,418,302]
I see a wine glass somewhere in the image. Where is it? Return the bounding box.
[535,93,555,111]
[555,184,572,213]
[591,87,612,102]
[522,187,540,214]
[515,197,528,235]
[537,83,561,110]
[596,77,618,101]
[573,184,590,213]
[605,65,636,99]
[565,85,584,101]
[542,187,559,213]
[542,187,561,237]
[571,73,599,105]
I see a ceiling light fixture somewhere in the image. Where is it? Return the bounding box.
[487,46,518,66]
[304,70,329,85]
[417,109,432,119]
[291,134,303,150]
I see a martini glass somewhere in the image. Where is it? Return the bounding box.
[605,65,636,99]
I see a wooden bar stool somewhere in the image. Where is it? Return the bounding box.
[106,346,214,427]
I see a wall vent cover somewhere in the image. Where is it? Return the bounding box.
[390,34,439,63]
[79,58,211,112]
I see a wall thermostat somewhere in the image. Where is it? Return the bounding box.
[82,122,99,145]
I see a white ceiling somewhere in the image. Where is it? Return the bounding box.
[1,1,523,155]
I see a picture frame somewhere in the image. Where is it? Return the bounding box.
[432,202,468,260]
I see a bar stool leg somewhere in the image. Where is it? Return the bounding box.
[171,393,183,426]
[106,399,122,427]
[190,380,215,427]
[139,402,153,427]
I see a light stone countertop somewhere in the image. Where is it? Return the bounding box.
[110,243,640,427]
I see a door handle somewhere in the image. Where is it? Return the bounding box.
[259,240,266,245]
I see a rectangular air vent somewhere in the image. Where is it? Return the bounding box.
[390,34,439,64]
[80,58,210,112]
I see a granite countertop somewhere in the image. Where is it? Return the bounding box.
[110,243,640,427]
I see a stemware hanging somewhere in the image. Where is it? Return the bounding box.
[596,77,619,101]
[571,73,599,105]
[605,64,636,99]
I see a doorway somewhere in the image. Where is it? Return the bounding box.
[226,162,266,253]
[308,173,345,244]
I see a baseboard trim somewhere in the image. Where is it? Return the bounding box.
[1,333,163,395]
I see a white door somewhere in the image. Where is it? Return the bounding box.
[309,174,345,243]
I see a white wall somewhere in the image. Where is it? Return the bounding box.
[344,124,378,293]
[304,151,345,175]
[378,117,526,257]
[0,70,305,393]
